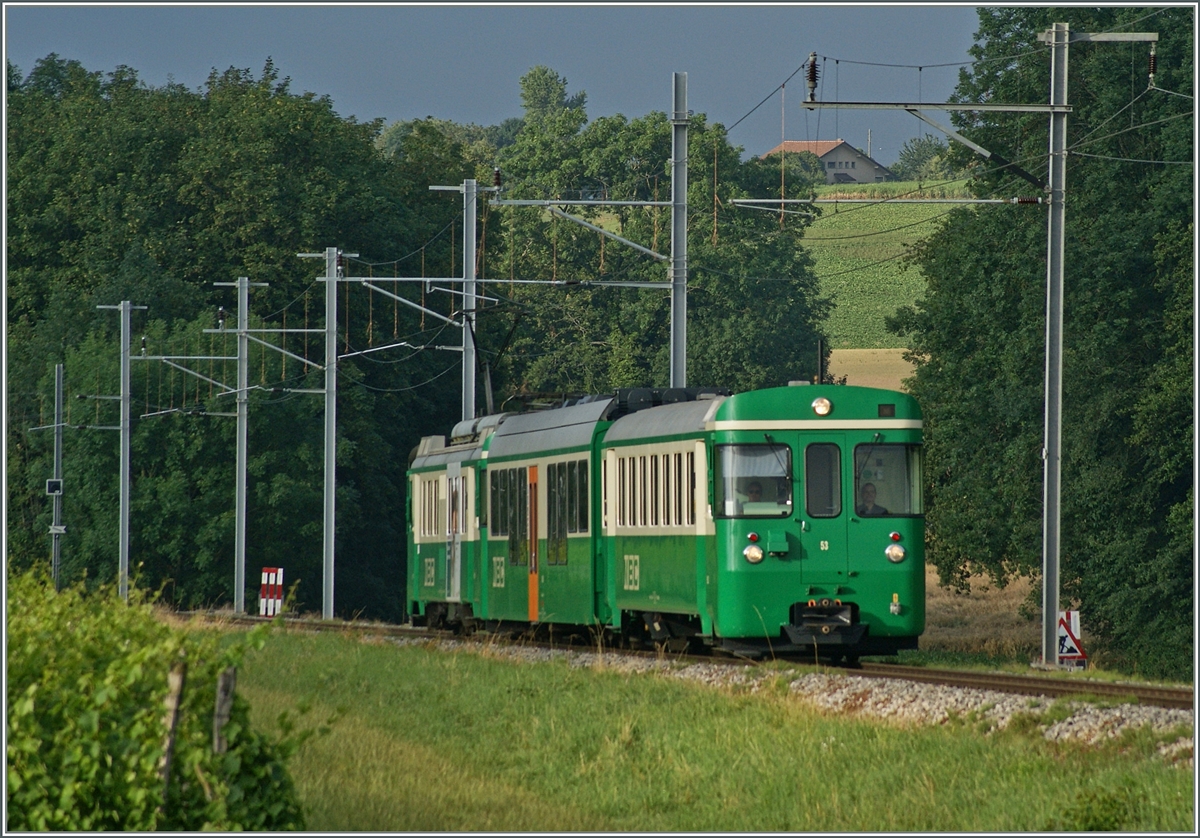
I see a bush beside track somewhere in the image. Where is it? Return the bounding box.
[5,570,306,831]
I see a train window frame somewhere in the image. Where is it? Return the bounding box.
[714,443,793,519]
[805,443,842,519]
[853,443,924,518]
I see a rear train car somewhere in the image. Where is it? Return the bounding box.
[407,383,924,659]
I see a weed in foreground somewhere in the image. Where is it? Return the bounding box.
[1044,785,1142,831]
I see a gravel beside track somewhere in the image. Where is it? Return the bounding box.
[389,636,1194,769]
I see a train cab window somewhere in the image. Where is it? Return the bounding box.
[805,444,842,518]
[854,444,924,517]
[715,444,792,518]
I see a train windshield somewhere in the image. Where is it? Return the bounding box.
[853,444,924,517]
[715,444,792,518]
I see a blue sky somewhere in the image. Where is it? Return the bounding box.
[4,4,983,165]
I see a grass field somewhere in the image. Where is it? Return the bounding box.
[805,180,972,350]
[232,626,1193,832]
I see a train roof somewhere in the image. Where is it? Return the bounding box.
[410,436,486,470]
[486,397,615,459]
[603,396,726,444]
[709,384,922,426]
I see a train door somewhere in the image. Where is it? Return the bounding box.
[527,465,539,622]
[796,435,849,585]
[446,463,463,602]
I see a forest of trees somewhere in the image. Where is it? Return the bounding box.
[6,7,1193,677]
[888,6,1193,677]
[6,59,827,623]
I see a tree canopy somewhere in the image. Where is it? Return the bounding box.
[888,6,1193,677]
[6,58,832,621]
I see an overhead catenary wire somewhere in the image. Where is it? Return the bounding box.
[725,43,1056,137]
[1071,151,1192,165]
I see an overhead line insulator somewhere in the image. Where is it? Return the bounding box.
[805,52,820,103]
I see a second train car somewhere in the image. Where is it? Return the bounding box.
[407,383,924,659]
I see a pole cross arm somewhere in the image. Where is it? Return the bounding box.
[160,359,237,394]
[1040,31,1158,42]
[800,101,1071,113]
[548,206,668,262]
[358,280,463,327]
[907,109,1047,190]
[243,332,322,369]
[491,199,672,207]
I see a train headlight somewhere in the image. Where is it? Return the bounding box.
[811,397,832,416]
[884,543,906,563]
[743,544,765,564]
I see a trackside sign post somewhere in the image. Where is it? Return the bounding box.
[260,567,284,617]
[1057,610,1088,669]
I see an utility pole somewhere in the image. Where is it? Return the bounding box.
[211,276,267,614]
[323,247,338,619]
[50,364,65,589]
[463,179,478,421]
[1034,24,1158,668]
[1040,21,1069,670]
[97,300,146,601]
[670,72,689,388]
[235,277,253,614]
[430,179,500,422]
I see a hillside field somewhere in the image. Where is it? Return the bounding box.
[805,180,971,351]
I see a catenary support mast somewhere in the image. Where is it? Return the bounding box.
[670,73,688,388]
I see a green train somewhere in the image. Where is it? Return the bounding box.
[407,383,924,659]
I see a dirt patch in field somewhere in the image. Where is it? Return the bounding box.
[828,348,914,392]
[922,564,1042,659]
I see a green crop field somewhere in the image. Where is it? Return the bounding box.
[804,181,973,349]
[234,630,1193,832]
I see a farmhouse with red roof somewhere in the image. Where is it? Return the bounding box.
[762,139,895,184]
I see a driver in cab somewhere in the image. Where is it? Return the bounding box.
[857,482,889,516]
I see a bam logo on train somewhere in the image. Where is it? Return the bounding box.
[407,384,923,661]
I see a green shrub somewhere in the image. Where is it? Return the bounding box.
[6,570,305,830]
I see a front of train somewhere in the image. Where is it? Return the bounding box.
[707,384,924,660]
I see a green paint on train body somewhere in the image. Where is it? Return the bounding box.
[407,385,924,656]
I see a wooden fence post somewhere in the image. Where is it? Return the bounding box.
[213,666,237,754]
[157,658,187,811]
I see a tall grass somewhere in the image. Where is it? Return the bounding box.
[236,631,1193,832]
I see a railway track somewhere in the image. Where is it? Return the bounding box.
[191,612,1193,711]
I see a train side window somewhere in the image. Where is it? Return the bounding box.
[805,444,842,518]
[676,452,686,526]
[576,459,589,533]
[602,458,608,530]
[650,455,660,527]
[686,451,696,526]
[547,463,567,565]
[508,469,528,566]
[624,456,633,523]
[638,455,648,527]
[566,460,578,534]
[491,470,507,537]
